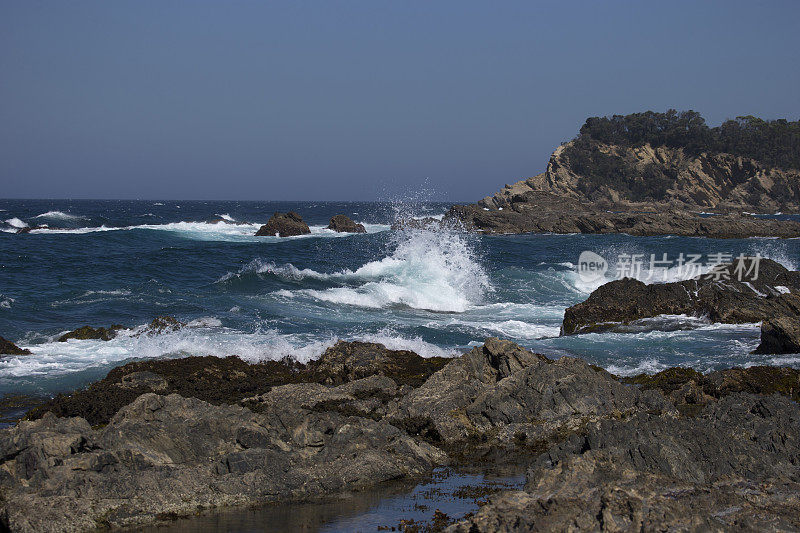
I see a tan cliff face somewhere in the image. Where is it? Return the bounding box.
[479,141,800,213]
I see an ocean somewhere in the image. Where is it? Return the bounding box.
[1,199,799,398]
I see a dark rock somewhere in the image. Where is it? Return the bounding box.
[388,338,671,453]
[0,336,31,355]
[327,214,365,233]
[448,393,800,532]
[309,340,449,388]
[623,365,800,416]
[141,315,184,335]
[1,391,445,531]
[447,194,800,238]
[25,341,449,426]
[755,316,800,354]
[255,212,311,237]
[57,324,125,342]
[562,257,800,334]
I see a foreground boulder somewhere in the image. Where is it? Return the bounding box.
[255,212,311,237]
[1,390,445,531]
[327,214,365,233]
[448,393,800,532]
[0,336,31,356]
[755,316,800,354]
[57,324,125,342]
[388,338,671,455]
[562,257,800,334]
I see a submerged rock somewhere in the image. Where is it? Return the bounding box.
[0,336,31,355]
[562,257,800,334]
[255,212,311,237]
[57,324,125,342]
[327,214,365,233]
[755,316,800,354]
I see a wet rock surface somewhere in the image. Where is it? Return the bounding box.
[4,338,800,531]
[562,257,800,334]
[255,211,311,237]
[0,336,31,355]
[57,324,125,342]
[327,214,365,233]
[756,315,800,354]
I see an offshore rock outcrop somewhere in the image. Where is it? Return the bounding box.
[756,316,800,354]
[0,336,31,356]
[57,324,125,342]
[255,212,311,237]
[562,258,800,334]
[327,214,365,233]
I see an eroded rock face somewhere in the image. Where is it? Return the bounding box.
[388,338,671,452]
[255,212,311,237]
[1,388,446,532]
[327,214,365,233]
[0,336,31,355]
[562,258,800,334]
[756,316,800,354]
[448,393,800,532]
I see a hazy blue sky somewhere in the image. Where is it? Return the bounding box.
[1,1,798,200]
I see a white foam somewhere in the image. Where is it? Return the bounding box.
[25,220,390,242]
[215,213,236,222]
[269,225,491,313]
[33,211,86,221]
[0,295,14,309]
[4,217,27,229]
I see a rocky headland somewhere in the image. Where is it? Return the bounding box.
[3,337,800,531]
[446,111,800,237]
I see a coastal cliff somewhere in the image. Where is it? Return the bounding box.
[448,111,800,237]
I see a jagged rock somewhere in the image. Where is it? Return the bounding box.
[25,341,449,426]
[562,257,800,334]
[255,212,311,237]
[0,336,31,355]
[327,214,365,233]
[309,340,449,388]
[1,392,446,531]
[57,324,125,342]
[141,315,184,335]
[448,394,800,532]
[755,316,800,354]
[388,338,671,452]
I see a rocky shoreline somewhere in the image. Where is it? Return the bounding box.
[2,335,800,531]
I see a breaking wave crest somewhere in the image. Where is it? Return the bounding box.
[256,225,492,312]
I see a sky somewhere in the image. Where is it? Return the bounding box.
[1,1,799,201]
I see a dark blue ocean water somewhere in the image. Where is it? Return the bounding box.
[1,199,799,396]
